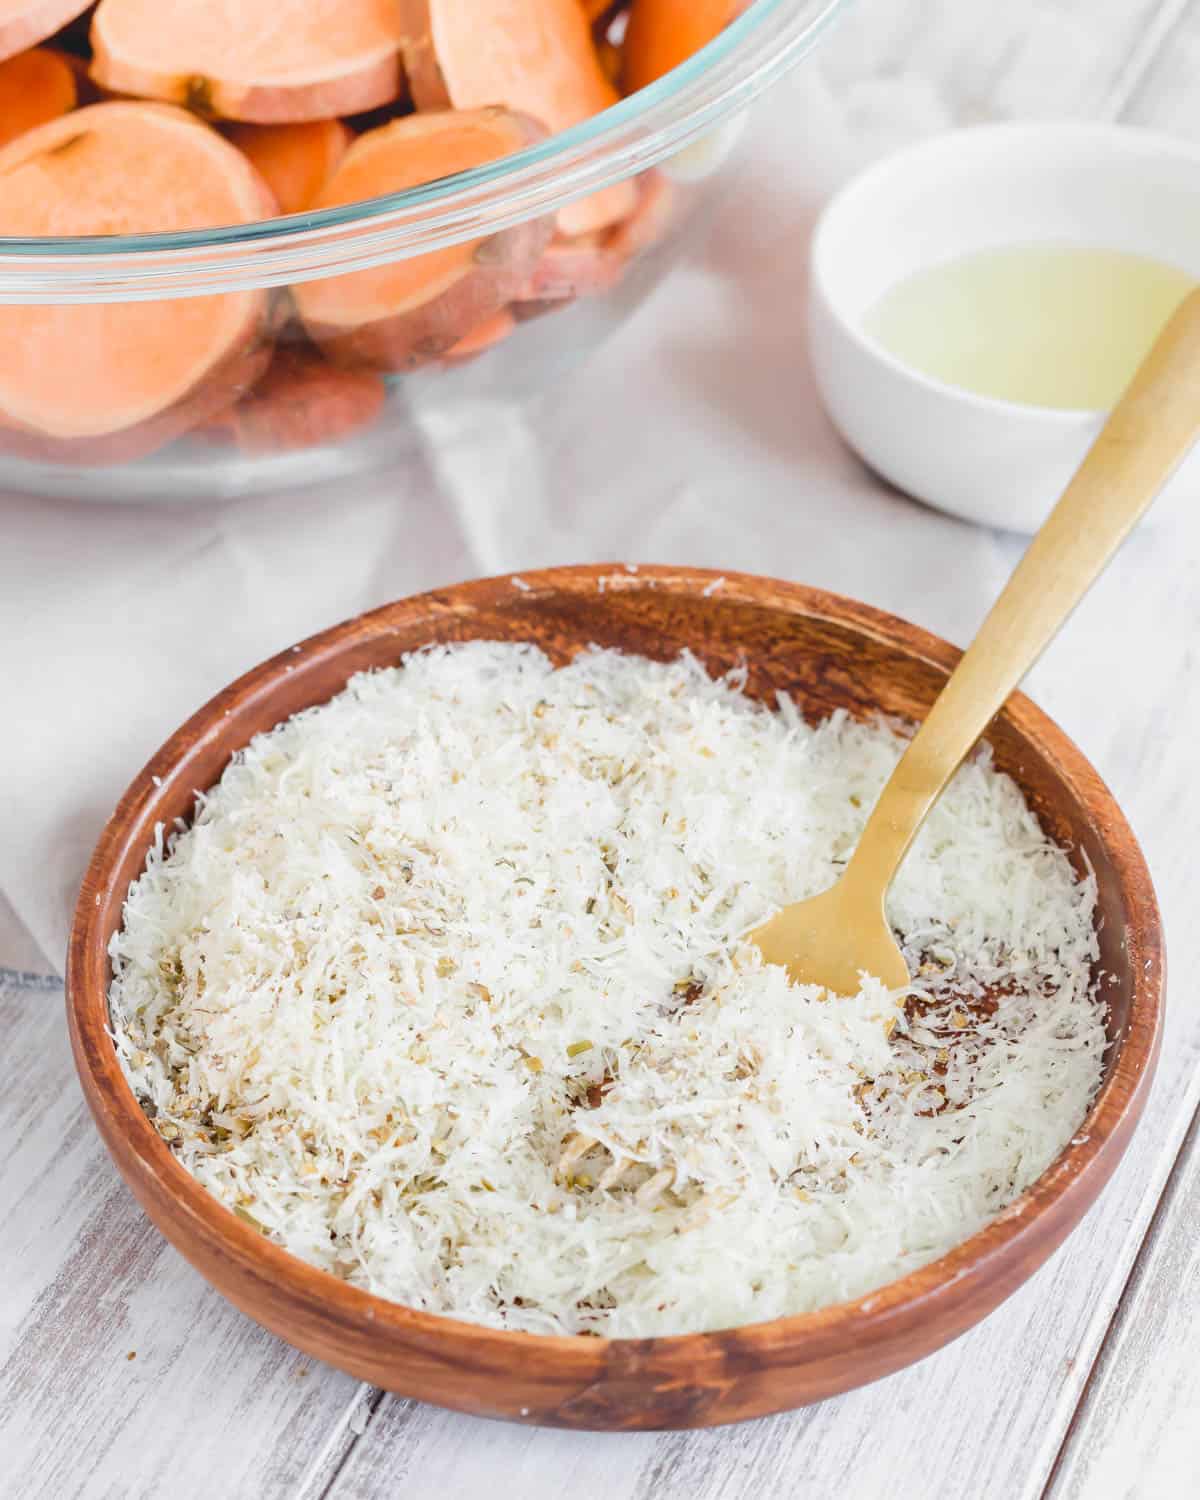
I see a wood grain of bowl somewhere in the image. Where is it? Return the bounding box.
[66,565,1164,1430]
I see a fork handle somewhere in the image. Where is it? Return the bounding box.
[845,286,1200,897]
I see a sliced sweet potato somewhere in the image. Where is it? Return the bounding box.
[225,119,351,215]
[0,0,93,63]
[582,0,628,43]
[596,36,621,88]
[514,235,622,304]
[90,0,405,123]
[341,97,413,135]
[0,46,76,148]
[0,102,275,463]
[606,166,676,259]
[622,0,750,93]
[511,170,675,317]
[198,343,387,453]
[442,306,517,364]
[295,108,552,371]
[398,0,635,236]
[0,337,272,465]
[49,45,102,104]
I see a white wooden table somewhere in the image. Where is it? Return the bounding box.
[4,2,1200,1496]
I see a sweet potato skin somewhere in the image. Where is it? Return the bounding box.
[512,170,677,315]
[199,343,387,454]
[87,61,406,126]
[513,237,623,304]
[305,219,550,371]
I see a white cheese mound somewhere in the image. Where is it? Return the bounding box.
[109,644,1105,1337]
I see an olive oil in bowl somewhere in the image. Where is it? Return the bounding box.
[864,245,1195,411]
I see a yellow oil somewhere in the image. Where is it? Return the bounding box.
[863,245,1195,410]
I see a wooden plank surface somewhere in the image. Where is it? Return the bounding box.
[5,5,1200,1499]
[1047,1111,1200,1500]
[0,966,374,1500]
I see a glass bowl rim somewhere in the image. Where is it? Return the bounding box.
[0,0,849,297]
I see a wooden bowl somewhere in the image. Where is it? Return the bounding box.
[66,565,1164,1430]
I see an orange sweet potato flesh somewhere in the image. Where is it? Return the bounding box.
[0,46,76,148]
[90,0,405,123]
[622,0,750,93]
[295,108,553,372]
[399,0,635,237]
[0,0,93,63]
[48,45,101,104]
[199,343,387,454]
[443,306,517,363]
[0,102,276,463]
[225,120,351,216]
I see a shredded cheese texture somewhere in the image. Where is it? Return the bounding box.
[109,645,1106,1336]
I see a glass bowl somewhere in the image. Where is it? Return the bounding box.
[0,0,848,504]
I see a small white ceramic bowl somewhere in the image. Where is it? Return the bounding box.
[809,124,1200,532]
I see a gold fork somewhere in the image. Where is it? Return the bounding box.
[559,289,1200,1196]
[753,287,1200,996]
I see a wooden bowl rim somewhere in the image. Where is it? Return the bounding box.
[66,563,1164,1376]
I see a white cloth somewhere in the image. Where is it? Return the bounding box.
[0,67,1187,972]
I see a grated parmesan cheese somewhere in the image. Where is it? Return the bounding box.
[108,645,1106,1337]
